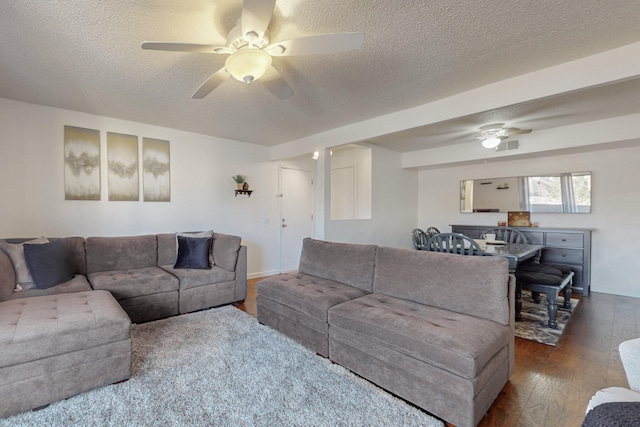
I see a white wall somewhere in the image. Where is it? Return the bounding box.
[417,144,640,297]
[0,98,281,278]
[325,145,418,249]
[330,146,372,219]
[470,176,520,212]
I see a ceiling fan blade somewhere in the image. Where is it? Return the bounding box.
[505,127,533,136]
[261,66,293,100]
[241,0,276,40]
[266,33,365,56]
[141,42,233,54]
[192,68,230,99]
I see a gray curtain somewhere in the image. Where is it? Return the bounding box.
[518,177,530,211]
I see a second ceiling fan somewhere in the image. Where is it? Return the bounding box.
[142,0,365,100]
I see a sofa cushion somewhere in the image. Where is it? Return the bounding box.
[0,290,130,368]
[86,235,157,274]
[213,233,241,272]
[162,265,235,291]
[88,267,179,300]
[157,233,178,266]
[256,272,369,322]
[59,237,87,276]
[329,293,511,378]
[174,236,211,270]
[298,238,377,292]
[23,240,74,289]
[0,237,49,289]
[373,247,511,325]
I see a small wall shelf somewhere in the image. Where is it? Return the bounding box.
[235,190,253,197]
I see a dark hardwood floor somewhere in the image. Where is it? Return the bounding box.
[236,278,640,427]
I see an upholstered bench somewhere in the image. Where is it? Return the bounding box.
[0,290,131,418]
[515,265,574,328]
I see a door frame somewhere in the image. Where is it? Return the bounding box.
[278,165,315,273]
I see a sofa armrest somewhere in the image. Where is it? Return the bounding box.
[620,338,640,391]
[234,245,247,301]
[507,273,516,378]
[0,250,16,301]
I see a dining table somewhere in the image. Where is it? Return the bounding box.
[476,240,545,320]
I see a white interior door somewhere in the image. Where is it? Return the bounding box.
[280,167,313,272]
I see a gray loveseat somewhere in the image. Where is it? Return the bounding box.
[0,231,246,418]
[257,238,514,427]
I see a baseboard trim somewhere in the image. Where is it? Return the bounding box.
[247,269,279,279]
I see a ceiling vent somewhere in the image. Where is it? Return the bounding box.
[495,140,520,152]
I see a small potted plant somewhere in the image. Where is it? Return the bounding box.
[232,175,246,190]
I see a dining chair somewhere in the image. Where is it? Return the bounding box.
[411,228,429,250]
[480,227,527,244]
[426,232,484,256]
[425,227,441,240]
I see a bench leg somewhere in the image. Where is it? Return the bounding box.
[515,280,522,321]
[532,291,541,304]
[546,292,559,329]
[563,286,572,310]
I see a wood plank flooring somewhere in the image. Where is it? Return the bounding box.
[235,278,640,427]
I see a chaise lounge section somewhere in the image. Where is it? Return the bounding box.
[0,290,131,418]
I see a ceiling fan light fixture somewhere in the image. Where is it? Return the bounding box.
[225,48,272,84]
[481,136,502,149]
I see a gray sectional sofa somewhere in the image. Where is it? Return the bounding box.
[0,231,246,418]
[257,238,515,427]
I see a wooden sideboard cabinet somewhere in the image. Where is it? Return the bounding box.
[450,225,593,296]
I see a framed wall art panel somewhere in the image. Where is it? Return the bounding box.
[107,132,139,201]
[64,126,101,200]
[142,137,170,202]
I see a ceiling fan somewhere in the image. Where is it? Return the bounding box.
[477,123,532,148]
[141,0,365,100]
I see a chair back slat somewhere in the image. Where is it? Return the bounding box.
[480,227,528,244]
[426,232,484,256]
[411,228,429,250]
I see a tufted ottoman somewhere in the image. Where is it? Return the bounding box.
[0,290,131,418]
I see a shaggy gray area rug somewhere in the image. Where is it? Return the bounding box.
[515,294,579,346]
[2,306,443,427]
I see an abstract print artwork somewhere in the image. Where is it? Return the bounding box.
[107,132,139,201]
[64,126,101,200]
[142,137,170,202]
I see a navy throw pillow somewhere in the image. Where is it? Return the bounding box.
[174,236,212,269]
[23,239,74,289]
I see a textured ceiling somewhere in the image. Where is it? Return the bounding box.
[1,0,640,149]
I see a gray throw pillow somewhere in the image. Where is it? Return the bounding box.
[23,239,74,289]
[0,237,49,290]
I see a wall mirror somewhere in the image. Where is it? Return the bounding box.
[330,144,372,220]
[460,171,591,213]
